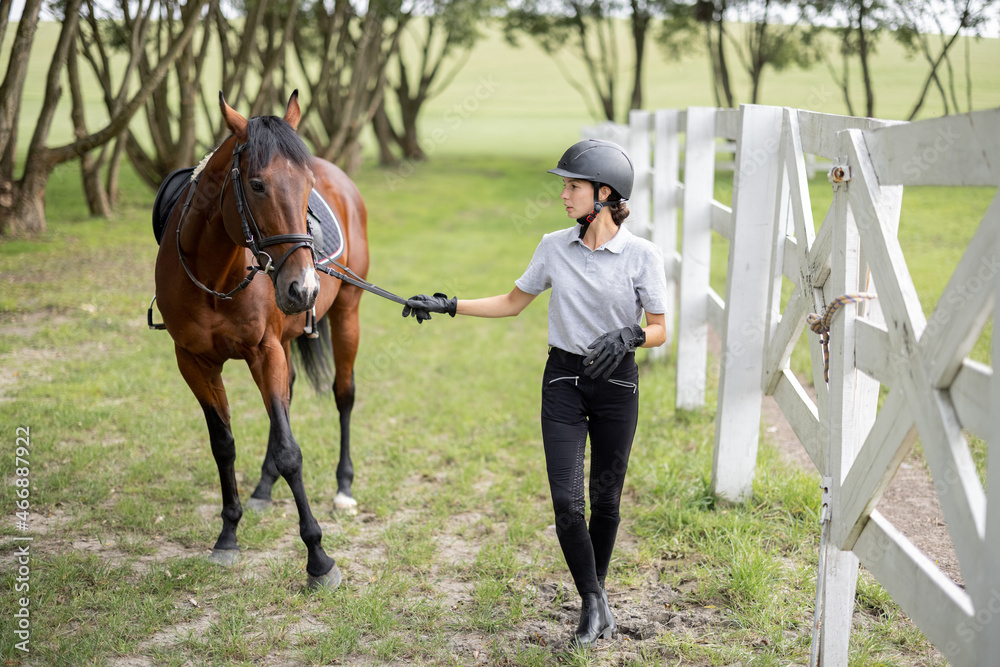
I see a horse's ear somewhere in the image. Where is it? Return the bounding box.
[219,92,248,143]
[284,90,301,131]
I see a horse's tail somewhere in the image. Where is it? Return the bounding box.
[292,315,335,394]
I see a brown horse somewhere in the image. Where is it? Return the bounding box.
[154,91,367,588]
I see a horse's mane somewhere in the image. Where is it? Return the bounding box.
[242,116,312,176]
[188,116,309,182]
[191,151,213,181]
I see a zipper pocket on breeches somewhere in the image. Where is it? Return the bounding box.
[608,379,638,394]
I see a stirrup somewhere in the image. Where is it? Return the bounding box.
[147,295,166,330]
[303,306,319,339]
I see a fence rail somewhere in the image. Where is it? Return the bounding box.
[584,104,1000,665]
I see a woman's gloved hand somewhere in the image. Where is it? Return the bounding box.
[583,323,645,379]
[402,293,457,324]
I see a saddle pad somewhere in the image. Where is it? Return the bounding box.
[308,188,345,264]
[152,167,196,245]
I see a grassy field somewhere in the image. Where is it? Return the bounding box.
[1,13,998,667]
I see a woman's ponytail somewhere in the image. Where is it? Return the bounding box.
[609,201,630,227]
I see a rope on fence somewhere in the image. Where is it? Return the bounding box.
[807,293,878,383]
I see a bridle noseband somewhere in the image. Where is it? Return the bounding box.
[176,140,315,301]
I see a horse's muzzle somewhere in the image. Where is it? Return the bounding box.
[276,265,320,315]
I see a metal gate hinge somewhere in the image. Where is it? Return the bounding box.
[819,476,833,525]
[827,163,851,184]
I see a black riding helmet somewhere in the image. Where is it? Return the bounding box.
[548,139,634,237]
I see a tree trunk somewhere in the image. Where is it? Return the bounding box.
[906,26,964,120]
[705,24,723,108]
[748,13,766,104]
[3,169,49,237]
[0,0,44,179]
[0,0,15,47]
[371,99,401,167]
[398,90,425,161]
[838,37,856,117]
[856,2,875,117]
[175,42,198,170]
[68,43,111,216]
[296,3,400,171]
[2,0,209,236]
[629,0,649,111]
[1,0,82,236]
[716,17,734,107]
[125,132,167,190]
[105,135,126,208]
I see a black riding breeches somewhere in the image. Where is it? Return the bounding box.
[541,347,640,597]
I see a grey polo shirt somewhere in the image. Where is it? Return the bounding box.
[515,224,668,356]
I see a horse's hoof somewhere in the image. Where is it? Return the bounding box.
[333,492,358,516]
[246,497,272,512]
[208,548,240,566]
[307,563,342,591]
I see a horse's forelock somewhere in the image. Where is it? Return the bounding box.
[243,116,312,176]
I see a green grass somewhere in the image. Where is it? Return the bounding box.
[0,152,956,665]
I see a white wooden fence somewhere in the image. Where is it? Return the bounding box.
[585,105,1000,665]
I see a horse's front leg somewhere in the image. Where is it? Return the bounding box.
[246,340,296,512]
[248,341,340,589]
[175,347,243,564]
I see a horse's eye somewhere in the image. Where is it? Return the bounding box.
[249,179,266,194]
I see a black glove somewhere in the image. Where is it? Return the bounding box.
[402,293,457,324]
[583,323,645,379]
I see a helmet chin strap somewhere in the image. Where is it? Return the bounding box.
[577,183,605,239]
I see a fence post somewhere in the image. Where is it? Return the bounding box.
[988,242,1000,664]
[651,109,681,358]
[675,107,716,409]
[811,147,862,666]
[710,104,784,502]
[628,109,653,240]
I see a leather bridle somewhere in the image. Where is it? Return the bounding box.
[175,140,314,301]
[172,138,408,308]
[222,140,315,279]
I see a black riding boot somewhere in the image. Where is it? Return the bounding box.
[598,578,616,636]
[570,592,612,648]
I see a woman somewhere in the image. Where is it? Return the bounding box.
[403,139,667,648]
